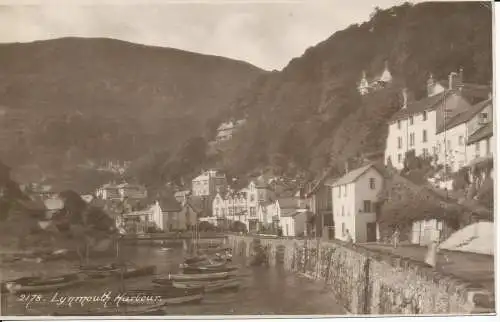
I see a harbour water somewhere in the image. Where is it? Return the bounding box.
[1,245,346,316]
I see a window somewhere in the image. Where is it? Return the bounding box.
[397,137,403,149]
[422,111,427,121]
[433,146,438,156]
[409,116,414,125]
[363,200,371,213]
[409,133,415,147]
[398,154,402,163]
[422,130,427,143]
[458,136,464,146]
[486,139,491,155]
[342,206,345,217]
[475,142,480,158]
[327,187,333,209]
[397,120,401,129]
[369,178,376,190]
[338,187,341,198]
[342,223,346,235]
[423,148,428,157]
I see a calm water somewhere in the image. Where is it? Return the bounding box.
[2,245,345,316]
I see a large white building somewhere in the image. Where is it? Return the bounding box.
[383,69,490,171]
[215,119,246,142]
[191,169,227,197]
[435,97,493,172]
[326,164,383,243]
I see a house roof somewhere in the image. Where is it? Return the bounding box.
[280,208,299,217]
[467,122,493,145]
[306,170,334,197]
[186,196,205,214]
[389,90,452,123]
[325,164,379,187]
[158,193,182,212]
[437,98,492,134]
[277,197,299,209]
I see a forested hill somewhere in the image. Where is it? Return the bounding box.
[0,37,265,182]
[218,1,492,180]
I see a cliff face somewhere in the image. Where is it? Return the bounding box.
[219,2,491,178]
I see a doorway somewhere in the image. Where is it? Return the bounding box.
[366,222,377,242]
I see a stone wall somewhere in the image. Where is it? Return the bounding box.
[226,235,494,315]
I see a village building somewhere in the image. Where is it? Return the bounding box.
[357,61,393,96]
[215,119,246,143]
[303,171,334,238]
[326,164,383,243]
[274,197,308,237]
[150,194,183,231]
[435,97,493,173]
[95,182,147,201]
[384,69,491,172]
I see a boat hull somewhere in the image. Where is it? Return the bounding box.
[168,271,231,282]
[173,279,240,293]
[5,274,86,294]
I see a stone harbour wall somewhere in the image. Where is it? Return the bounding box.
[226,235,495,315]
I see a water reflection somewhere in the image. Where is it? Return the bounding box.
[2,245,345,316]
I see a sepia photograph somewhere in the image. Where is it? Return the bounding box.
[0,0,495,318]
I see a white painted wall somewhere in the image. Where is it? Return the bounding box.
[436,123,468,172]
[353,168,383,243]
[332,182,356,242]
[384,110,437,169]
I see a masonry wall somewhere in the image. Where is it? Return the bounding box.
[226,235,494,315]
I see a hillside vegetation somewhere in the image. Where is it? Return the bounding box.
[0,37,264,184]
[214,2,492,179]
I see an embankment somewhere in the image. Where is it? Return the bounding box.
[226,235,495,315]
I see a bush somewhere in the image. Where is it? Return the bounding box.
[230,221,247,233]
[477,177,493,209]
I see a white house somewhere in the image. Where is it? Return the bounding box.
[275,197,307,237]
[435,97,493,172]
[466,122,494,163]
[326,164,383,243]
[358,61,393,96]
[150,195,182,231]
[191,169,227,198]
[215,119,246,142]
[384,72,473,170]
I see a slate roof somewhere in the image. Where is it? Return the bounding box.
[306,170,334,197]
[467,122,493,145]
[437,98,492,134]
[277,197,300,209]
[158,193,182,212]
[280,209,299,217]
[325,164,380,187]
[388,91,452,123]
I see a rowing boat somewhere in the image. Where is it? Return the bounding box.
[168,271,231,282]
[182,265,238,274]
[5,273,87,294]
[173,278,241,293]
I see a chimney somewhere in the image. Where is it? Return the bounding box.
[402,88,408,109]
[427,73,435,97]
[448,72,457,90]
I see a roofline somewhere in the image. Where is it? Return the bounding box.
[325,164,379,188]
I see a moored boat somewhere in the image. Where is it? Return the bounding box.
[4,273,87,294]
[173,278,241,293]
[168,271,231,282]
[182,265,238,274]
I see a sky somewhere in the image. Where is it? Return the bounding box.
[0,0,438,70]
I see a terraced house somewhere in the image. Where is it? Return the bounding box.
[384,68,492,173]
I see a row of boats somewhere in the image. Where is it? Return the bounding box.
[2,247,241,316]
